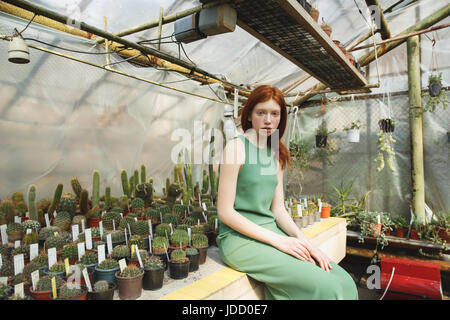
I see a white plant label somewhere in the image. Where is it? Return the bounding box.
[202,202,207,211]
[0,224,7,244]
[14,283,24,298]
[106,234,113,255]
[31,270,39,291]
[48,247,57,268]
[14,240,21,248]
[81,219,85,233]
[135,245,143,268]
[297,204,302,216]
[0,255,2,268]
[44,214,50,227]
[77,242,85,260]
[148,237,152,254]
[26,228,32,235]
[124,229,128,245]
[85,228,92,250]
[98,244,106,264]
[148,220,152,239]
[169,223,173,235]
[127,224,132,236]
[287,207,292,216]
[14,254,24,275]
[318,203,322,213]
[163,243,169,262]
[134,217,138,222]
[202,212,208,223]
[215,219,218,231]
[112,219,116,231]
[119,212,123,218]
[99,221,104,238]
[234,88,239,118]
[0,277,7,286]
[198,219,200,226]
[181,200,183,205]
[53,211,57,218]
[14,216,21,223]
[82,268,92,292]
[30,243,39,261]
[318,199,322,207]
[119,259,127,272]
[72,224,79,242]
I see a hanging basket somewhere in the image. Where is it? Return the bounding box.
[428,82,442,97]
[346,129,360,143]
[315,135,328,148]
[378,119,395,133]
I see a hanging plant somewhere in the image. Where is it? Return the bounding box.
[343,120,362,143]
[287,139,310,196]
[374,128,396,172]
[315,122,336,148]
[423,73,448,112]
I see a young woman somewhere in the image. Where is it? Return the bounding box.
[216,85,358,300]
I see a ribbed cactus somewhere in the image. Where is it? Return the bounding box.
[192,233,209,248]
[38,226,61,241]
[22,231,38,245]
[134,220,149,236]
[80,251,98,265]
[152,236,169,254]
[119,216,136,233]
[105,186,111,209]
[92,170,100,208]
[79,189,89,215]
[58,283,85,300]
[36,275,63,292]
[144,256,163,269]
[61,242,78,259]
[102,211,122,230]
[71,177,83,199]
[53,211,71,231]
[170,249,187,263]
[48,261,65,273]
[94,280,109,292]
[58,195,76,218]
[121,169,130,198]
[129,234,145,249]
[6,222,22,239]
[103,230,125,243]
[145,208,160,223]
[47,184,63,217]
[28,185,37,221]
[31,251,48,268]
[201,170,209,194]
[45,233,69,251]
[170,229,189,247]
[0,199,16,224]
[140,164,146,184]
[155,223,171,238]
[165,178,170,197]
[162,214,180,227]
[11,191,24,204]
[97,258,119,270]
[130,248,149,262]
[119,265,142,278]
[135,183,153,208]
[111,245,130,259]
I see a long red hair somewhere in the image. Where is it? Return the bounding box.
[240,85,291,170]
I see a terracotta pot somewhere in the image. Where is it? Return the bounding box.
[310,7,319,22]
[115,270,144,300]
[438,227,450,243]
[321,206,331,219]
[51,286,88,300]
[394,228,407,238]
[7,231,22,242]
[21,217,29,223]
[87,218,101,228]
[410,229,420,240]
[29,287,52,300]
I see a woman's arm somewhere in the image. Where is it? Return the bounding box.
[217,139,312,262]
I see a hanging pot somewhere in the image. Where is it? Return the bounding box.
[346,129,360,143]
[429,83,442,97]
[378,119,395,133]
[315,135,328,148]
[8,36,30,64]
[143,267,165,290]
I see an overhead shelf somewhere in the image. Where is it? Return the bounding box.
[215,0,372,93]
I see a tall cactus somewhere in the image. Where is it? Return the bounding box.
[105,186,111,209]
[201,170,209,194]
[140,165,146,184]
[0,199,16,224]
[47,183,63,216]
[209,132,217,202]
[165,178,170,197]
[28,185,37,221]
[92,170,100,207]
[120,169,130,198]
[133,170,139,197]
[71,177,82,199]
[129,176,135,198]
[80,189,89,215]
[173,165,178,183]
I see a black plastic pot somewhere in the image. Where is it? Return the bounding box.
[186,251,200,272]
[429,83,442,97]
[143,267,165,290]
[206,231,218,247]
[169,260,190,280]
[152,252,168,271]
[378,119,395,133]
[195,247,208,265]
[87,283,116,300]
[315,135,328,148]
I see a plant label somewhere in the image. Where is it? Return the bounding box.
[169,223,173,235]
[215,218,218,231]
[134,217,138,222]
[64,258,70,277]
[287,207,292,216]
[0,224,7,244]
[98,244,106,265]
[112,219,116,231]
[82,267,92,292]
[304,198,307,208]
[198,219,200,226]
[81,219,85,233]
[31,270,39,291]
[318,203,322,214]
[53,211,57,218]
[72,224,79,242]
[148,237,152,254]
[0,277,7,286]
[119,212,123,219]
[297,204,302,216]
[135,245,143,268]
[202,202,207,211]
[14,282,24,299]
[48,248,57,268]
[26,228,32,235]
[124,229,128,246]
[99,221,104,238]
[234,88,239,118]
[85,228,93,250]
[181,200,183,205]
[159,212,163,223]
[106,234,113,255]
[127,224,132,236]
[163,243,169,262]
[119,258,127,272]
[14,216,21,223]
[77,242,85,260]
[318,199,322,207]
[30,243,39,261]
[44,213,50,227]
[13,254,24,275]
[51,277,57,299]
[14,240,21,248]
[202,211,208,223]
[148,220,152,239]
[0,255,2,268]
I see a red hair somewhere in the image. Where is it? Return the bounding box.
[240,85,291,170]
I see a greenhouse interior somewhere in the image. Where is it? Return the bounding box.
[0,0,448,302]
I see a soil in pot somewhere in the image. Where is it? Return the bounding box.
[169,259,190,280]
[115,270,144,300]
[87,283,116,300]
[143,267,164,290]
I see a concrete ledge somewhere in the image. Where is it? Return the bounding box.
[159,217,347,300]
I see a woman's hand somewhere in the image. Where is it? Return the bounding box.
[273,236,315,264]
[308,246,333,272]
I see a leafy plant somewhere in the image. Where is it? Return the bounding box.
[343,120,362,131]
[375,130,396,172]
[328,180,372,221]
[287,139,310,196]
[424,72,448,112]
[393,216,409,229]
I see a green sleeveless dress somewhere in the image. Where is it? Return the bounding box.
[217,134,358,300]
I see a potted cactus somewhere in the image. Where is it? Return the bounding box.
[151,236,169,270]
[103,229,126,247]
[127,248,150,268]
[0,283,13,300]
[94,258,120,287]
[61,242,78,265]
[53,283,88,300]
[44,261,66,278]
[53,211,72,231]
[115,265,144,300]
[321,202,332,218]
[38,226,61,247]
[87,206,102,228]
[186,247,200,272]
[168,249,190,280]
[29,275,64,300]
[6,222,23,242]
[192,233,209,265]
[128,235,145,250]
[143,256,165,290]
[169,229,189,251]
[145,207,160,224]
[206,215,219,246]
[111,244,130,261]
[102,211,122,230]
[315,123,336,148]
[393,216,409,238]
[78,251,98,273]
[87,280,116,300]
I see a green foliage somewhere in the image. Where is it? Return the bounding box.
[62,243,78,259]
[135,182,153,207]
[170,229,189,247]
[134,220,150,236]
[186,247,198,255]
[92,170,100,208]
[58,195,76,218]
[58,283,85,300]
[80,189,89,215]
[48,261,66,273]
[145,208,160,223]
[121,169,130,198]
[0,199,16,224]
[152,236,169,254]
[22,231,38,245]
[28,184,37,221]
[111,245,130,259]
[375,130,396,172]
[162,213,180,226]
[71,177,83,199]
[356,211,394,250]
[343,120,362,131]
[155,223,172,238]
[80,251,98,265]
[393,216,409,229]
[424,73,448,112]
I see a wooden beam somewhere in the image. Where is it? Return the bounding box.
[364,0,392,40]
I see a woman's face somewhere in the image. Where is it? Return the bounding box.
[247,99,281,137]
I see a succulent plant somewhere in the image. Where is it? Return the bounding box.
[22,261,40,284]
[58,283,85,300]
[111,245,130,259]
[12,244,30,259]
[186,247,198,255]
[102,229,125,244]
[0,199,16,224]
[21,220,41,233]
[6,222,23,240]
[48,261,66,273]
[208,215,218,232]
[143,255,163,269]
[192,233,209,249]
[119,195,129,211]
[53,211,72,231]
[145,208,160,223]
[36,275,63,292]
[15,201,28,217]
[91,170,100,208]
[130,249,150,262]
[31,251,48,268]
[133,220,149,236]
[27,185,37,221]
[0,260,14,278]
[191,223,210,234]
[183,217,196,226]
[22,231,38,245]
[93,280,110,292]
[120,169,130,198]
[45,233,69,251]
[79,189,89,216]
[11,191,25,204]
[87,205,102,219]
[159,205,171,215]
[38,226,61,241]
[170,249,187,263]
[36,198,51,215]
[58,195,76,219]
[135,182,153,207]
[119,216,136,233]
[62,242,78,260]
[72,215,86,228]
[97,258,119,270]
[176,224,189,232]
[131,197,145,211]
[170,229,189,247]
[129,235,144,249]
[162,213,180,226]
[151,236,169,254]
[118,265,142,278]
[155,223,172,238]
[102,211,122,230]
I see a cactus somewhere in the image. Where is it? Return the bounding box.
[170,249,186,263]
[119,195,129,211]
[119,216,136,234]
[11,191,25,204]
[26,185,37,221]
[92,170,100,208]
[0,260,14,278]
[145,208,160,224]
[93,280,109,292]
[58,195,76,219]
[97,258,119,270]
[129,235,144,249]
[165,178,170,197]
[118,265,142,278]
[155,223,171,238]
[72,215,86,229]
[186,247,198,255]
[71,177,83,199]
[36,198,51,215]
[111,245,130,259]
[58,283,85,300]
[191,223,210,234]
[192,233,209,248]
[129,176,135,199]
[183,217,196,226]
[80,251,98,265]
[14,201,28,217]
[103,230,125,243]
[12,244,30,260]
[130,248,149,262]
[79,189,89,215]
[208,215,218,232]
[135,183,153,208]
[48,261,66,273]
[131,198,145,212]
[134,220,149,237]
[120,169,130,198]
[53,211,71,231]
[159,205,171,215]
[47,184,63,217]
[162,213,180,227]
[45,233,69,251]
[105,186,111,210]
[21,219,41,233]
[102,211,122,230]
[0,199,16,224]
[61,242,78,260]
[22,231,38,245]
[170,229,189,247]
[31,251,48,268]
[87,205,101,219]
[143,256,163,269]
[201,170,209,194]
[6,222,23,238]
[152,236,169,254]
[38,226,61,241]
[140,164,146,184]
[36,275,63,292]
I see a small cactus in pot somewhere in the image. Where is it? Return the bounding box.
[6,222,23,242]
[56,283,87,300]
[151,236,169,254]
[111,245,130,260]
